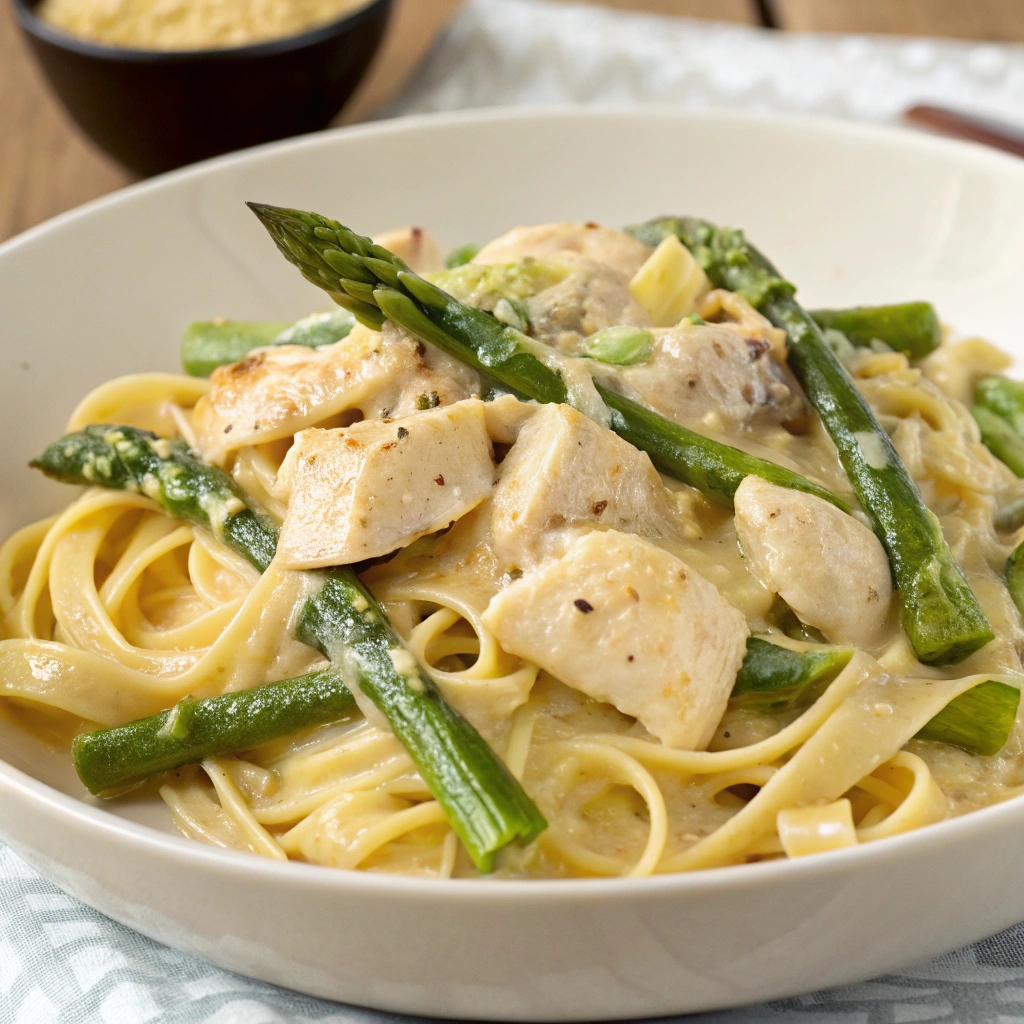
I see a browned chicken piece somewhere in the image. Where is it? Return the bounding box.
[525,254,652,350]
[481,393,538,444]
[490,403,683,569]
[734,476,893,646]
[483,529,748,750]
[192,323,480,465]
[619,322,805,433]
[436,252,651,350]
[473,222,653,280]
[276,399,496,569]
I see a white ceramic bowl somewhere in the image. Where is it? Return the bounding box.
[2,108,1024,1021]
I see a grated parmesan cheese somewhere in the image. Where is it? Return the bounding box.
[36,0,372,50]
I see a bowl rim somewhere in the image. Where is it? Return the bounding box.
[3,103,1024,901]
[13,0,392,62]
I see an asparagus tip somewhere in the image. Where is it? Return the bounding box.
[246,202,293,239]
[245,200,277,219]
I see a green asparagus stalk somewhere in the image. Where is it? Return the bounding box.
[182,310,355,378]
[33,425,280,571]
[806,303,940,360]
[182,320,288,378]
[975,376,1024,437]
[729,637,852,711]
[75,633,1016,792]
[731,637,1016,755]
[245,203,847,512]
[630,221,939,361]
[594,384,840,507]
[32,425,545,871]
[73,670,358,795]
[914,680,1020,756]
[972,405,1024,478]
[627,216,992,667]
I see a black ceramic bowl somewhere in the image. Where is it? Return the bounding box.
[14,0,393,176]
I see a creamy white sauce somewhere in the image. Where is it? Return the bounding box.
[516,332,611,428]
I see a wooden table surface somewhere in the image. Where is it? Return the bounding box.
[3,0,1024,245]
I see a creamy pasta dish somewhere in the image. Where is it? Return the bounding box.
[5,208,1024,880]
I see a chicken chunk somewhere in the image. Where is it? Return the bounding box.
[434,254,650,350]
[482,392,538,444]
[373,226,444,275]
[276,400,496,569]
[733,476,892,646]
[192,323,480,465]
[490,403,681,568]
[619,322,804,433]
[474,222,652,280]
[525,254,652,348]
[482,530,749,750]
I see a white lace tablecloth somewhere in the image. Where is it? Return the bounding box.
[8,1,1024,1020]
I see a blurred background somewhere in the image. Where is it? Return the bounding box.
[4,0,1024,244]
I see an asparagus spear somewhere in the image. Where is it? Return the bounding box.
[32,425,545,871]
[182,310,355,378]
[246,203,847,512]
[914,680,1020,757]
[626,216,992,667]
[33,425,280,572]
[630,220,940,360]
[182,320,288,378]
[974,379,1024,477]
[75,633,1017,792]
[74,670,357,795]
[729,638,852,711]
[975,376,1024,437]
[595,384,842,507]
[806,304,940,360]
[732,637,1017,755]
[972,405,1024,478]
